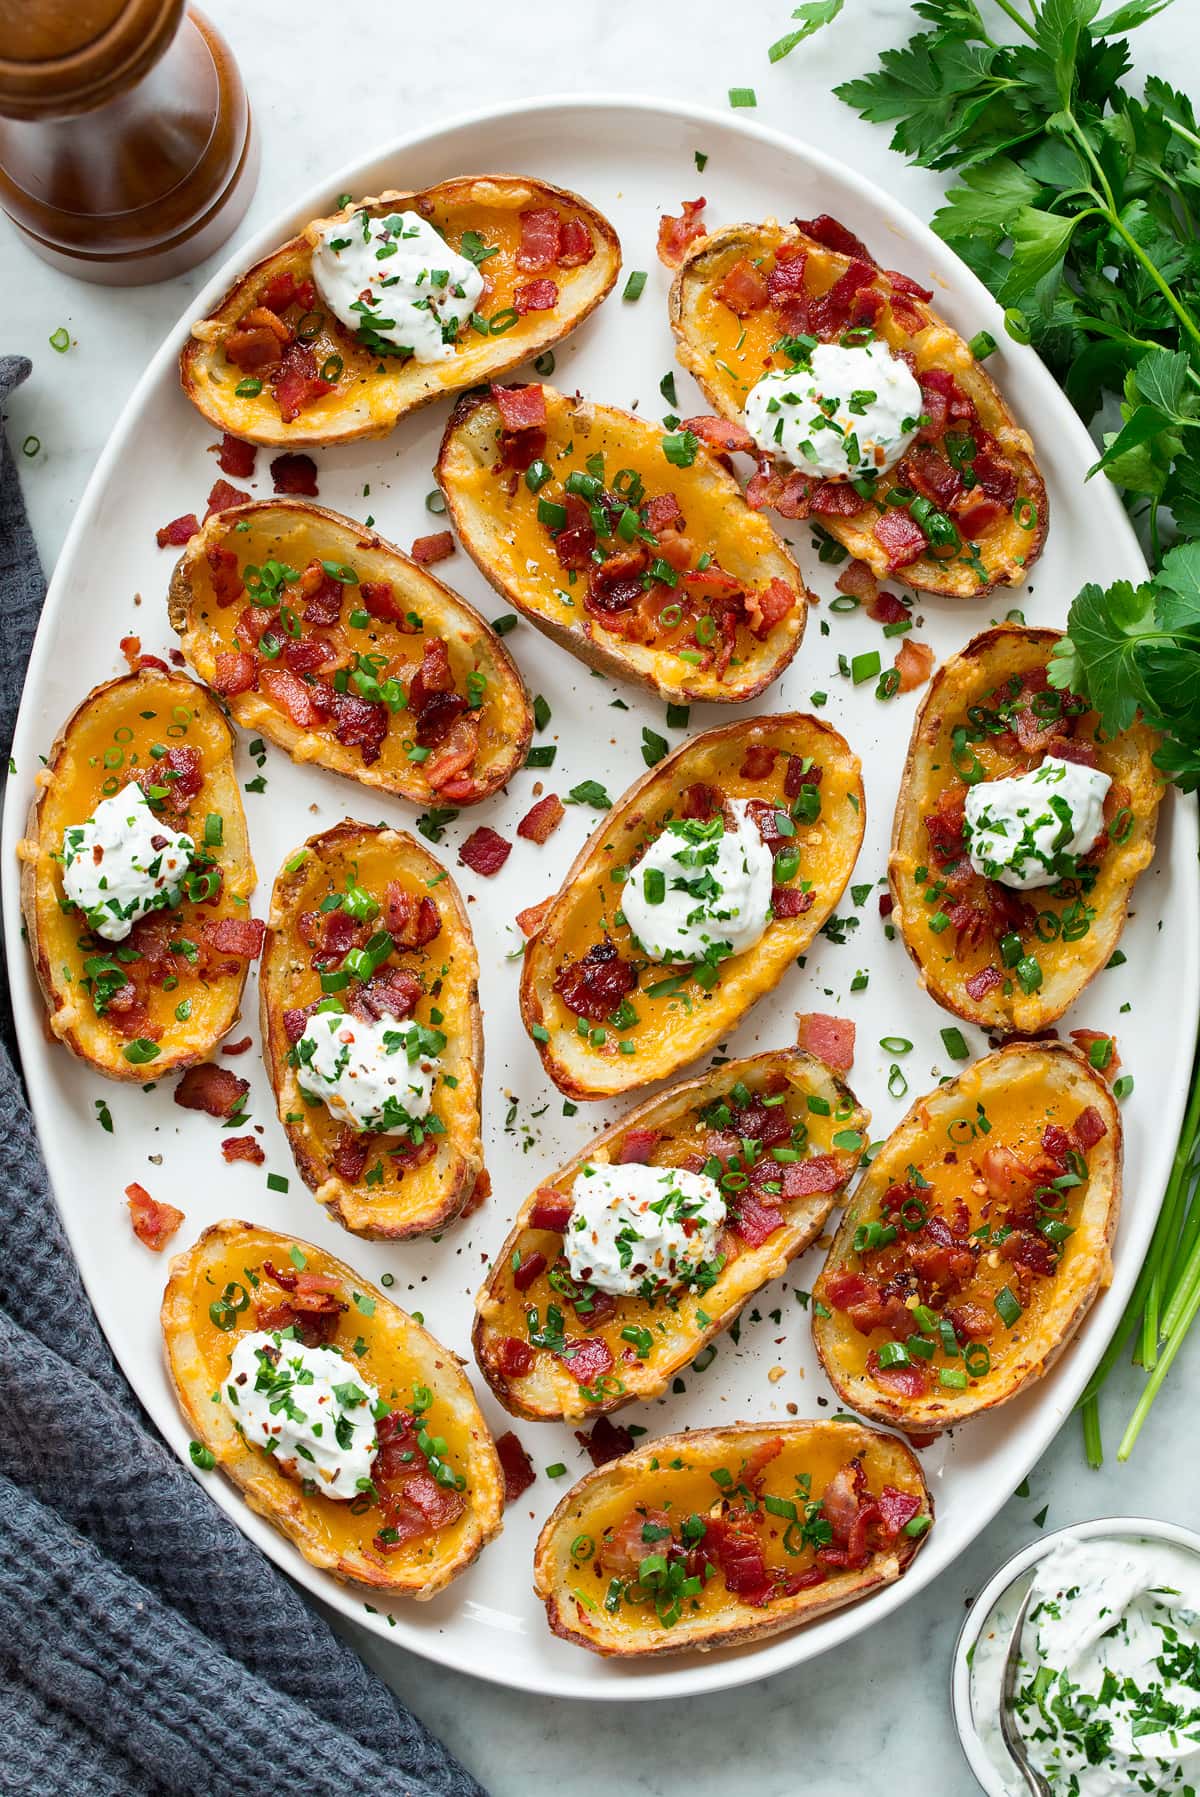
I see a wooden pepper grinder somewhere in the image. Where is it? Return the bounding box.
[0,0,258,284]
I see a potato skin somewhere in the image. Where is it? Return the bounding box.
[888,625,1163,1032]
[812,1043,1121,1435]
[260,821,484,1240]
[162,1219,503,1595]
[436,383,810,704]
[16,669,255,1080]
[180,177,621,446]
[168,499,532,806]
[473,1049,868,1420]
[520,714,865,1100]
[669,219,1047,598]
[533,1421,931,1657]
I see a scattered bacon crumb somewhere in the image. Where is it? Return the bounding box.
[216,434,256,479]
[894,639,935,693]
[459,826,511,877]
[575,1416,634,1467]
[126,1182,184,1252]
[657,197,708,268]
[516,898,553,938]
[496,1431,536,1502]
[796,1012,856,1072]
[221,1036,253,1057]
[411,531,455,565]
[835,558,878,605]
[222,1135,265,1165]
[204,479,252,520]
[174,1063,249,1118]
[682,413,756,456]
[513,278,558,313]
[156,512,199,548]
[517,794,564,844]
[1070,1029,1121,1083]
[493,383,547,431]
[269,452,319,496]
[879,893,895,918]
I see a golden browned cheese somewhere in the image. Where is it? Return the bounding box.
[670,219,1047,597]
[16,669,255,1079]
[474,1049,868,1420]
[168,500,532,805]
[533,1421,930,1657]
[437,384,809,704]
[889,625,1164,1031]
[521,715,865,1100]
[162,1220,503,1595]
[812,1043,1121,1434]
[180,178,621,446]
[259,821,483,1240]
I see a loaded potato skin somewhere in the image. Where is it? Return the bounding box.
[260,821,484,1240]
[534,1421,931,1657]
[437,382,809,704]
[670,213,1047,598]
[473,1049,868,1421]
[180,178,621,447]
[520,714,865,1100]
[162,1219,503,1595]
[889,625,1163,1032]
[168,500,532,806]
[813,1044,1121,1435]
[16,669,259,1080]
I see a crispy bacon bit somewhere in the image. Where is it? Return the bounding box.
[222,1036,253,1057]
[576,1416,634,1467]
[212,650,256,695]
[781,1155,844,1200]
[750,586,796,650]
[513,1250,547,1293]
[156,512,200,548]
[201,916,266,959]
[746,459,811,519]
[811,481,866,517]
[493,383,547,431]
[558,216,595,266]
[273,342,333,422]
[894,639,935,693]
[873,507,928,569]
[223,322,285,374]
[876,1485,923,1536]
[174,1063,249,1119]
[901,444,962,511]
[796,1012,855,1072]
[516,897,553,939]
[553,939,636,1022]
[206,544,243,606]
[269,452,318,496]
[496,1430,537,1502]
[517,208,561,270]
[530,1191,574,1231]
[615,1128,660,1166]
[729,1189,784,1248]
[1073,1105,1108,1150]
[517,794,565,844]
[739,744,777,781]
[125,1183,184,1252]
[657,197,708,268]
[497,1336,536,1378]
[558,1337,614,1387]
[459,825,511,877]
[383,883,441,947]
[205,479,251,519]
[331,1128,370,1183]
[222,1135,265,1165]
[514,278,558,314]
[679,782,723,820]
[836,558,878,605]
[259,665,318,727]
[216,434,256,479]
[772,886,814,918]
[869,590,911,627]
[708,1516,769,1598]
[411,530,455,565]
[135,743,203,817]
[330,689,388,763]
[681,413,755,456]
[716,256,769,314]
[119,635,167,674]
[353,968,422,1023]
[867,1349,930,1397]
[965,965,1003,1002]
[796,213,873,260]
[1069,1030,1120,1082]
[972,445,1019,508]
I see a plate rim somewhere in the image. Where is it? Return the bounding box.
[4,88,1197,1703]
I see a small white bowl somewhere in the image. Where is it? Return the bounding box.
[950,1514,1200,1795]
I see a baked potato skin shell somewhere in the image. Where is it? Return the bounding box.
[16,670,255,1081]
[533,1421,930,1657]
[812,1043,1121,1435]
[260,821,484,1240]
[180,178,621,447]
[473,1049,868,1420]
[436,384,810,704]
[168,499,533,806]
[669,220,1048,599]
[888,625,1164,1032]
[520,714,865,1100]
[162,1219,503,1595]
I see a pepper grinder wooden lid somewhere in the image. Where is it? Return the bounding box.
[0,0,259,284]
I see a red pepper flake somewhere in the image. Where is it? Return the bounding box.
[459,826,511,877]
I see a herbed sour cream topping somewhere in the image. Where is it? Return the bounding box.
[621,801,773,965]
[225,1332,380,1499]
[743,340,924,481]
[311,209,485,364]
[61,785,194,942]
[963,755,1111,890]
[565,1161,726,1298]
[295,1010,439,1134]
[1012,1533,1200,1796]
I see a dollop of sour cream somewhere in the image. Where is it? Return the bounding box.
[621,801,773,964]
[565,1161,726,1298]
[743,340,924,481]
[311,209,484,364]
[225,1332,380,1499]
[963,755,1111,890]
[61,784,194,942]
[1010,1534,1200,1796]
[295,1010,438,1134]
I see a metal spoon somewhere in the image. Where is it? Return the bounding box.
[999,1582,1052,1797]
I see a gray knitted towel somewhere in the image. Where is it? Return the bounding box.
[0,355,487,1797]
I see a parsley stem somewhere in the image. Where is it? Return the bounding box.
[1166,115,1200,155]
[1107,211,1200,354]
[990,0,1038,40]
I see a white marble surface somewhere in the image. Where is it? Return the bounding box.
[3,1,1197,1790]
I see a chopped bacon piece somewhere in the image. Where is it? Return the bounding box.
[530,1191,574,1231]
[553,939,636,1022]
[496,1431,537,1502]
[750,577,797,639]
[514,278,558,314]
[205,479,251,520]
[513,1250,547,1293]
[740,744,777,781]
[200,916,265,959]
[125,1183,184,1252]
[551,492,597,570]
[823,1271,913,1337]
[894,639,935,693]
[708,1517,769,1598]
[496,1336,535,1378]
[657,197,707,268]
[867,1350,930,1396]
[730,1189,784,1248]
[965,965,1003,1002]
[796,213,873,260]
[269,452,318,496]
[223,324,285,374]
[273,342,334,422]
[1073,1105,1108,1150]
[781,1155,844,1200]
[135,743,203,816]
[359,580,405,626]
[810,481,866,517]
[796,1012,855,1072]
[559,1337,614,1387]
[212,650,256,695]
[222,1036,253,1057]
[516,898,553,939]
[1056,737,1099,769]
[331,1128,369,1183]
[282,1003,317,1045]
[679,781,723,820]
[260,665,319,727]
[901,445,962,511]
[873,507,927,569]
[771,886,814,918]
[876,1486,923,1536]
[352,968,422,1022]
[746,459,812,519]
[517,794,564,844]
[717,256,770,315]
[682,413,755,456]
[119,635,167,674]
[174,1063,248,1119]
[216,434,256,479]
[766,241,809,304]
[383,883,441,948]
[330,689,389,763]
[517,208,561,270]
[972,445,1019,508]
[980,1145,1038,1207]
[955,496,1003,538]
[836,559,878,607]
[222,1135,265,1165]
[811,259,879,336]
[558,216,595,266]
[260,270,300,313]
[587,543,650,616]
[411,530,455,565]
[156,512,200,548]
[493,383,547,431]
[644,491,684,534]
[422,720,482,798]
[948,1302,993,1342]
[1069,1030,1120,1082]
[577,1416,634,1467]
[459,825,511,877]
[205,546,244,610]
[615,1128,661,1166]
[1001,1228,1059,1280]
[879,893,894,918]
